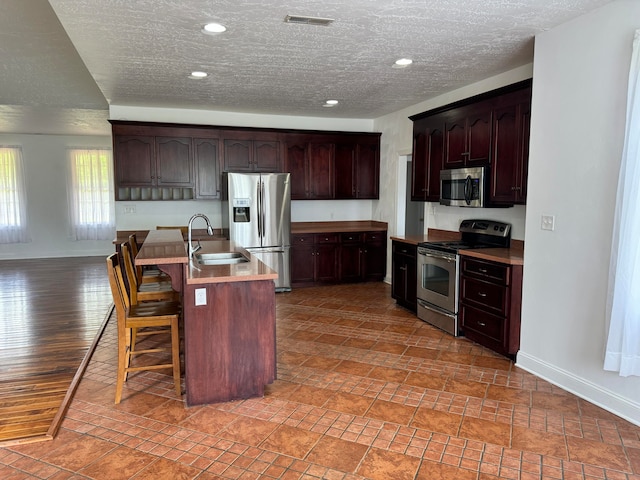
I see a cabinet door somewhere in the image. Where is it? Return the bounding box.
[391,242,417,311]
[316,243,339,283]
[308,143,334,199]
[334,142,356,199]
[340,243,362,283]
[253,140,281,172]
[155,137,193,186]
[114,135,155,187]
[518,102,531,204]
[466,108,492,165]
[363,232,386,281]
[291,234,315,284]
[285,142,308,199]
[425,122,444,202]
[491,102,530,205]
[411,128,428,201]
[444,113,467,168]
[194,138,221,199]
[356,143,379,199]
[491,105,519,204]
[224,139,252,171]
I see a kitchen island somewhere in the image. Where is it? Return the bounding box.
[136,230,278,406]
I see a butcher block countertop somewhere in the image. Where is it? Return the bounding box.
[135,230,277,284]
[391,229,524,266]
[292,220,387,234]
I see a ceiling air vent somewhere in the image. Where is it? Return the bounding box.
[284,15,334,26]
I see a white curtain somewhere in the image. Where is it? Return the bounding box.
[604,30,640,377]
[67,149,115,241]
[0,146,30,244]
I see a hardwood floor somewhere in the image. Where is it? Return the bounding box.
[0,257,112,445]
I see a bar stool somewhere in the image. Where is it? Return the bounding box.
[127,233,168,284]
[106,254,181,404]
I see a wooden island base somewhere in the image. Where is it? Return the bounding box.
[183,279,276,406]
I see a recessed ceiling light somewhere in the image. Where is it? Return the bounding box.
[394,58,413,68]
[202,22,227,34]
[189,71,208,79]
[323,100,339,107]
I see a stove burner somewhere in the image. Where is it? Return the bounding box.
[418,219,512,254]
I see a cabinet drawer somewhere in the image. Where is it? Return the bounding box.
[340,232,362,243]
[392,242,416,258]
[461,257,508,284]
[292,234,315,245]
[460,304,505,344]
[316,233,339,244]
[460,277,507,315]
[364,231,385,244]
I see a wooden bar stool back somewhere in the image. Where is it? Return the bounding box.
[121,242,179,304]
[127,234,168,284]
[106,254,181,404]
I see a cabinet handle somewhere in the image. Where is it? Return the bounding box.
[461,152,470,156]
[478,292,487,297]
[478,268,488,273]
[477,322,486,327]
[399,266,406,271]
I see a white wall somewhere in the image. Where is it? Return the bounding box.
[518,0,640,425]
[0,134,114,259]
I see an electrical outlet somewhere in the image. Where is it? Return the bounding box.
[195,288,207,306]
[123,205,136,214]
[541,215,555,231]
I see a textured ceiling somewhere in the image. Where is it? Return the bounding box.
[1,0,614,135]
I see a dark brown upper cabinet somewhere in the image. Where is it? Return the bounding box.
[334,136,380,199]
[285,138,334,200]
[444,103,492,168]
[113,135,192,188]
[411,117,444,202]
[410,79,532,206]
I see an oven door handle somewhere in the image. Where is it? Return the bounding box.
[417,299,456,319]
[419,251,456,262]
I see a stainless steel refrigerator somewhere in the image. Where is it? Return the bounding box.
[221,172,291,291]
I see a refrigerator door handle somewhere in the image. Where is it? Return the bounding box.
[256,180,262,238]
[260,180,266,240]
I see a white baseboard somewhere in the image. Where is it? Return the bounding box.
[516,351,640,427]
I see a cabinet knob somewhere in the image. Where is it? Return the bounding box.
[478,292,487,297]
[477,321,486,327]
[478,268,487,273]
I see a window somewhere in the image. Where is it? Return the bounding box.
[67,149,115,241]
[0,146,30,244]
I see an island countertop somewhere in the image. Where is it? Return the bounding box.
[186,241,278,285]
[135,229,277,284]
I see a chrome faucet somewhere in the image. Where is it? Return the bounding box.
[188,213,214,258]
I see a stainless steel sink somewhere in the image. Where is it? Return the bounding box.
[194,252,249,265]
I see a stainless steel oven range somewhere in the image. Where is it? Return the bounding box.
[417,219,511,336]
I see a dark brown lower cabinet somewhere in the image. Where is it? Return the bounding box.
[391,241,417,312]
[291,233,339,287]
[291,230,387,287]
[459,256,523,359]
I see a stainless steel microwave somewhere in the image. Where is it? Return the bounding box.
[440,166,487,207]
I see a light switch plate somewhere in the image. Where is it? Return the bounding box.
[541,214,555,231]
[195,288,207,306]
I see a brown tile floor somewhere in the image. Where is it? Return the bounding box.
[1,282,639,479]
